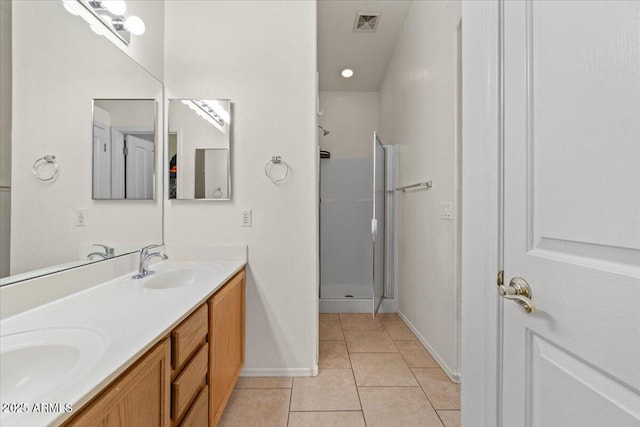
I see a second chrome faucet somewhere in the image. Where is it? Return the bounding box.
[132,244,168,279]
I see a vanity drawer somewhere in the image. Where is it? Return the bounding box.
[180,385,209,427]
[172,303,208,372]
[172,342,208,421]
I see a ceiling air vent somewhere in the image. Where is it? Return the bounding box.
[354,12,381,33]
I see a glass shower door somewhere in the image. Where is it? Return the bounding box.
[372,132,386,317]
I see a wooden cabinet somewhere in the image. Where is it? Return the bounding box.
[171,305,209,426]
[171,303,208,372]
[209,269,245,426]
[179,385,209,427]
[63,338,171,427]
[64,268,245,427]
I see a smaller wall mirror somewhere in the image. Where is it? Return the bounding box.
[92,99,157,200]
[168,99,231,200]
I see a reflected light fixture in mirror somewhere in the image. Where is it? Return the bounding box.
[62,0,146,45]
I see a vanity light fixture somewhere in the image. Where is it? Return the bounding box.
[100,0,126,16]
[112,15,146,36]
[181,100,226,128]
[341,68,354,78]
[63,0,146,45]
[62,0,81,15]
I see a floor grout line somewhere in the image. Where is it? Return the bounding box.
[286,380,294,426]
[344,320,368,427]
[409,363,446,426]
[288,410,364,413]
[350,348,367,426]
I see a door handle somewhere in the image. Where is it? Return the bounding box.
[497,274,536,314]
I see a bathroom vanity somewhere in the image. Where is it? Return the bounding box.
[63,269,245,426]
[0,251,246,427]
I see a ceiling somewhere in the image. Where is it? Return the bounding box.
[317,0,411,92]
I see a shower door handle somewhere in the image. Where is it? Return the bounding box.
[371,218,378,236]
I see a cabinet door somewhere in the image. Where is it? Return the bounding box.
[64,339,171,426]
[209,269,245,425]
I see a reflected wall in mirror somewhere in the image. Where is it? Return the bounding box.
[92,99,156,200]
[168,99,231,200]
[0,0,163,286]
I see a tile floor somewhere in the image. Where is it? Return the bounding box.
[219,313,460,427]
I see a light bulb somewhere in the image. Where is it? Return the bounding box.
[341,68,354,78]
[102,0,126,16]
[90,21,106,35]
[124,15,145,35]
[62,0,81,16]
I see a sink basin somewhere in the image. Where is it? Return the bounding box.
[0,328,105,403]
[142,265,221,290]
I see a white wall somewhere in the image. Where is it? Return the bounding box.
[379,0,461,379]
[11,1,163,276]
[123,1,164,80]
[318,91,378,158]
[0,0,11,278]
[164,1,318,376]
[94,100,156,128]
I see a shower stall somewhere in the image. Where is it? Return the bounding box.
[319,132,395,315]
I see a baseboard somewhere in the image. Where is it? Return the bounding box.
[397,311,461,384]
[240,365,318,377]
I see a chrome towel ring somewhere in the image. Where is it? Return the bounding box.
[265,156,290,184]
[32,154,59,182]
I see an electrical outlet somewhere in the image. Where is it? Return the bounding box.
[240,209,252,227]
[440,202,453,220]
[76,208,88,226]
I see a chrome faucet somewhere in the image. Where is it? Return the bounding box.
[87,244,115,260]
[132,244,168,279]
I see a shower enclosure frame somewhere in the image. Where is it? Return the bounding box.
[372,131,386,316]
[318,139,397,314]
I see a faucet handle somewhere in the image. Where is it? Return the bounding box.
[93,244,115,257]
[140,244,163,256]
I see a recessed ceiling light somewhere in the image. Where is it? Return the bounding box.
[341,68,354,78]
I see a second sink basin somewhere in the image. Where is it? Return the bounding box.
[0,328,106,405]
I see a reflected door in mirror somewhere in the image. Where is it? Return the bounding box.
[92,100,156,200]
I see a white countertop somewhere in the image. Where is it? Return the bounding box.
[0,258,246,426]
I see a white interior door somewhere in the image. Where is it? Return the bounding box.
[125,134,154,199]
[111,130,125,199]
[92,123,111,199]
[501,1,640,426]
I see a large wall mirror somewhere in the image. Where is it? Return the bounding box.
[168,99,232,200]
[0,1,163,285]
[92,99,157,200]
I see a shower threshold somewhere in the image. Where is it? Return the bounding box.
[319,297,396,314]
